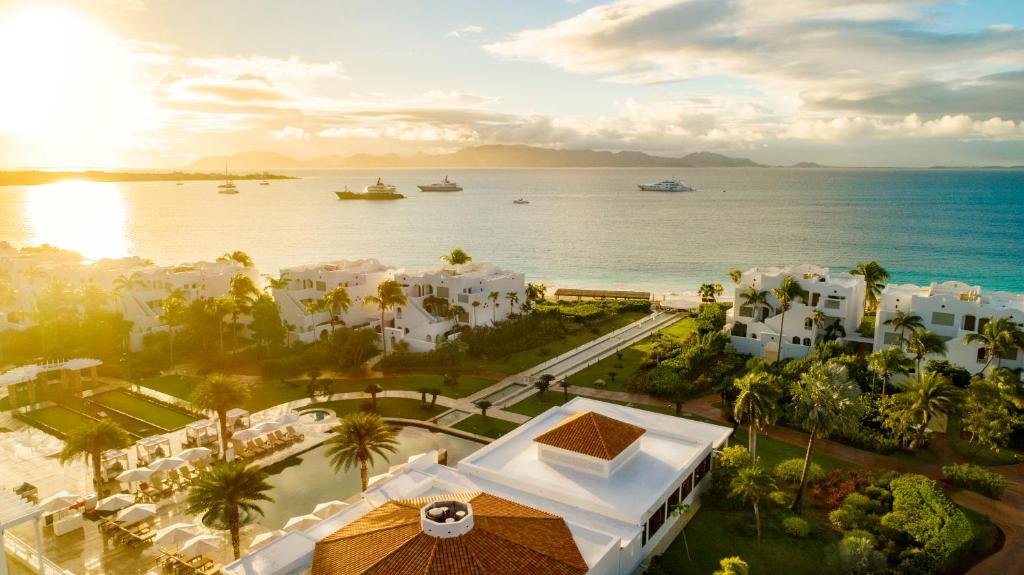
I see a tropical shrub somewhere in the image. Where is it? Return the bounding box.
[774,458,825,485]
[881,474,973,573]
[829,507,861,531]
[713,556,749,575]
[768,490,793,508]
[941,463,1006,499]
[782,516,810,538]
[835,534,887,575]
[708,445,751,502]
[379,341,466,370]
[695,303,727,334]
[831,426,901,455]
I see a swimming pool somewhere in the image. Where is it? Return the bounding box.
[258,426,484,529]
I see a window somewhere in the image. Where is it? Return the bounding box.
[824,299,840,310]
[803,338,812,346]
[396,307,403,319]
[679,473,694,502]
[739,305,753,318]
[811,293,821,307]
[931,312,955,327]
[667,484,680,510]
[315,281,326,292]
[804,318,813,330]
[694,453,712,485]
[962,315,976,331]
[792,336,801,344]
[978,317,990,332]
[977,347,987,363]
[645,504,666,546]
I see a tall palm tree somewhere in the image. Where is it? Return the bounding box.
[159,289,188,364]
[867,347,913,396]
[471,300,481,326]
[739,286,771,323]
[772,276,806,361]
[322,285,352,333]
[190,374,251,459]
[324,412,399,492]
[965,317,1024,373]
[729,269,743,285]
[264,272,290,291]
[205,296,233,356]
[364,279,408,356]
[218,251,254,268]
[884,311,924,350]
[448,303,466,326]
[506,291,520,316]
[439,248,473,267]
[60,419,131,497]
[905,329,947,377]
[228,273,258,349]
[898,372,961,448]
[733,372,780,460]
[488,291,500,322]
[187,461,274,559]
[730,464,775,542]
[849,261,890,312]
[789,362,863,511]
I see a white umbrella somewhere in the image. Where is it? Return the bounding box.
[155,523,200,547]
[38,491,79,513]
[249,530,286,550]
[276,412,300,425]
[253,421,279,434]
[96,493,135,512]
[116,503,157,525]
[148,457,186,472]
[231,429,259,441]
[179,534,221,560]
[177,447,213,462]
[116,468,155,483]
[312,500,349,519]
[283,514,322,532]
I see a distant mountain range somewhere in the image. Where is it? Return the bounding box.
[186,145,767,170]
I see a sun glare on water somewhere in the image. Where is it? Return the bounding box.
[26,181,130,260]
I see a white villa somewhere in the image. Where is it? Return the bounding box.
[223,398,731,575]
[727,264,867,362]
[271,259,396,344]
[388,262,526,352]
[873,281,1024,374]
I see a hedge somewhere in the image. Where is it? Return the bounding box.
[782,516,810,538]
[942,463,1006,499]
[881,474,973,573]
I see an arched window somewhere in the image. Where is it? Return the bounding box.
[425,335,432,343]
[963,314,976,331]
[804,318,813,330]
[396,307,403,319]
[751,333,757,339]
[803,337,812,346]
[792,336,801,344]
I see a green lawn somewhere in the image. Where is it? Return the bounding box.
[452,415,520,439]
[327,374,496,399]
[504,391,573,417]
[139,374,200,400]
[88,390,196,430]
[946,414,1024,466]
[302,398,446,420]
[21,405,94,435]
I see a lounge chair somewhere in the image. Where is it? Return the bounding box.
[253,437,273,454]
[286,425,305,442]
[272,430,291,446]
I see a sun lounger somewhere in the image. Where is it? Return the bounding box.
[273,430,292,446]
[286,425,305,442]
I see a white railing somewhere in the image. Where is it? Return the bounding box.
[3,531,75,575]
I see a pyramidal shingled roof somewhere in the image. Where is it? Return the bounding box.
[310,492,588,575]
[533,411,646,460]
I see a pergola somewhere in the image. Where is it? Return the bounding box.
[100,449,130,482]
[0,358,102,410]
[553,288,651,301]
[135,435,172,466]
[0,490,45,575]
[226,408,251,431]
[184,419,219,450]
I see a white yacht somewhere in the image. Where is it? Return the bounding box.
[365,177,398,194]
[637,178,694,192]
[417,176,462,192]
[217,181,238,194]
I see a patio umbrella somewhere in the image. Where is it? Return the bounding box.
[116,503,157,525]
[116,468,155,483]
[253,421,279,434]
[179,534,221,560]
[231,428,259,442]
[96,493,135,512]
[177,447,213,462]
[148,457,186,472]
[312,500,349,519]
[38,491,79,513]
[249,530,286,550]
[283,514,322,532]
[155,523,200,548]
[276,412,300,425]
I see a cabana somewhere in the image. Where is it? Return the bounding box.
[553,288,651,301]
[100,449,130,481]
[135,435,172,466]
[0,491,48,575]
[184,418,220,451]
[226,408,251,431]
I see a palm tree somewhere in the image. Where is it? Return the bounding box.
[771,276,806,361]
[322,285,352,333]
[324,412,399,492]
[698,283,724,302]
[159,289,188,364]
[60,420,131,497]
[471,300,481,326]
[729,269,743,285]
[905,329,947,377]
[526,283,547,302]
[899,372,961,448]
[228,273,258,349]
[205,296,233,356]
[440,248,473,267]
[506,292,520,316]
[739,286,771,322]
[732,372,780,460]
[965,317,1024,373]
[558,378,571,402]
[364,383,383,409]
[884,311,924,350]
[264,272,290,291]
[730,464,775,542]
[364,280,408,356]
[487,291,500,322]
[218,250,254,268]
[867,347,913,396]
[535,373,555,398]
[190,374,251,459]
[187,461,273,559]
[789,362,863,511]
[448,303,466,326]
[849,261,890,312]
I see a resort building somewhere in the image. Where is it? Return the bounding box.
[388,262,526,352]
[271,259,396,344]
[873,281,1024,374]
[224,398,732,575]
[727,264,867,361]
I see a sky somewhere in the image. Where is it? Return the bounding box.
[0,0,1021,168]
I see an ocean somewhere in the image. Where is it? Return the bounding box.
[1,167,1022,294]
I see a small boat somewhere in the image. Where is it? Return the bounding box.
[417,176,462,192]
[513,198,529,205]
[176,182,184,186]
[336,185,404,201]
[637,178,694,192]
[218,187,240,195]
[365,177,398,194]
[259,180,270,186]
[218,181,236,189]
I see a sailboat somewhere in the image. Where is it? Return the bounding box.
[218,163,239,194]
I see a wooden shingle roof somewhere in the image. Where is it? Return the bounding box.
[311,492,588,575]
[533,411,646,460]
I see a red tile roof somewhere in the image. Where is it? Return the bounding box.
[533,411,646,460]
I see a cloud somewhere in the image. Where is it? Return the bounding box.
[269,126,310,140]
[781,114,1024,141]
[446,25,485,38]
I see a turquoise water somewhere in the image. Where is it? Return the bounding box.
[259,426,482,529]
[0,168,1021,292]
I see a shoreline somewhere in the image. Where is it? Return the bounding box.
[0,170,295,187]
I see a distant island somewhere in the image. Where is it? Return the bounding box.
[186,145,767,170]
[0,170,293,187]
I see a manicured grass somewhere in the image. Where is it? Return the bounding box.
[753,434,852,472]
[88,390,196,430]
[452,415,520,439]
[139,374,200,400]
[947,414,1024,466]
[505,391,573,417]
[303,398,446,420]
[21,405,94,435]
[327,374,496,399]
